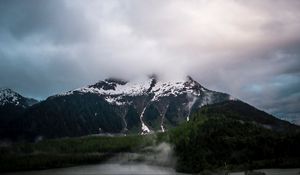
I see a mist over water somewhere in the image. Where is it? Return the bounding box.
[107,142,176,167]
[3,163,183,175]
[3,164,300,175]
[3,142,185,175]
[2,141,300,175]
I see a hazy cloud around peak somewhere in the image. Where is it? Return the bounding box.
[0,0,299,121]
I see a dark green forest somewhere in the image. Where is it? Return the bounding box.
[170,103,300,173]
[1,101,300,173]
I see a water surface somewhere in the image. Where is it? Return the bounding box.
[3,163,299,175]
[3,163,185,175]
[231,168,300,175]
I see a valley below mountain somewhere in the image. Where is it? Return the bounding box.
[0,76,299,174]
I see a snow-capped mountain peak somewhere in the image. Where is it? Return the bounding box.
[0,88,38,107]
[47,76,232,134]
[58,76,208,103]
[0,88,23,106]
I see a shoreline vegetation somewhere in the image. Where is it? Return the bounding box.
[1,106,300,174]
[0,135,156,172]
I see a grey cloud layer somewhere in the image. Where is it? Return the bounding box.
[0,0,299,120]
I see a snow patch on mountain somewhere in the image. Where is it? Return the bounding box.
[186,94,198,121]
[0,88,23,106]
[229,95,238,101]
[57,76,208,107]
[140,106,151,134]
[104,96,126,106]
[0,88,38,107]
[80,79,152,96]
[152,81,185,101]
[51,76,233,134]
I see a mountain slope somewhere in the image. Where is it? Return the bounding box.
[0,88,38,107]
[11,76,232,140]
[1,76,298,141]
[171,109,300,173]
[0,88,38,140]
[192,100,299,132]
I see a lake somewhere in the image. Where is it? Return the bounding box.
[2,163,186,175]
[3,163,299,175]
[230,169,300,175]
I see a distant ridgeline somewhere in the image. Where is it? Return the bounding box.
[0,76,298,141]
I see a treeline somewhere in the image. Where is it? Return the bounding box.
[0,135,154,172]
[169,107,300,173]
[1,101,300,173]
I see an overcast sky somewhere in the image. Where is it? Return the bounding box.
[0,0,299,121]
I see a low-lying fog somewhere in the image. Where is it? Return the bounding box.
[3,163,183,175]
[2,142,300,175]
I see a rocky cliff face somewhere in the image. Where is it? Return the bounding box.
[35,76,232,136]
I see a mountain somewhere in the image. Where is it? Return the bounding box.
[0,76,298,141]
[192,100,299,132]
[171,103,300,173]
[291,118,300,126]
[0,88,38,140]
[0,88,38,108]
[50,75,232,132]
[4,76,232,140]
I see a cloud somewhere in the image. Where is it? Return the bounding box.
[0,0,299,120]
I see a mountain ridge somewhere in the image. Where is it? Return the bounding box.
[0,76,298,141]
[0,88,38,108]
[49,75,233,134]
[52,75,233,107]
